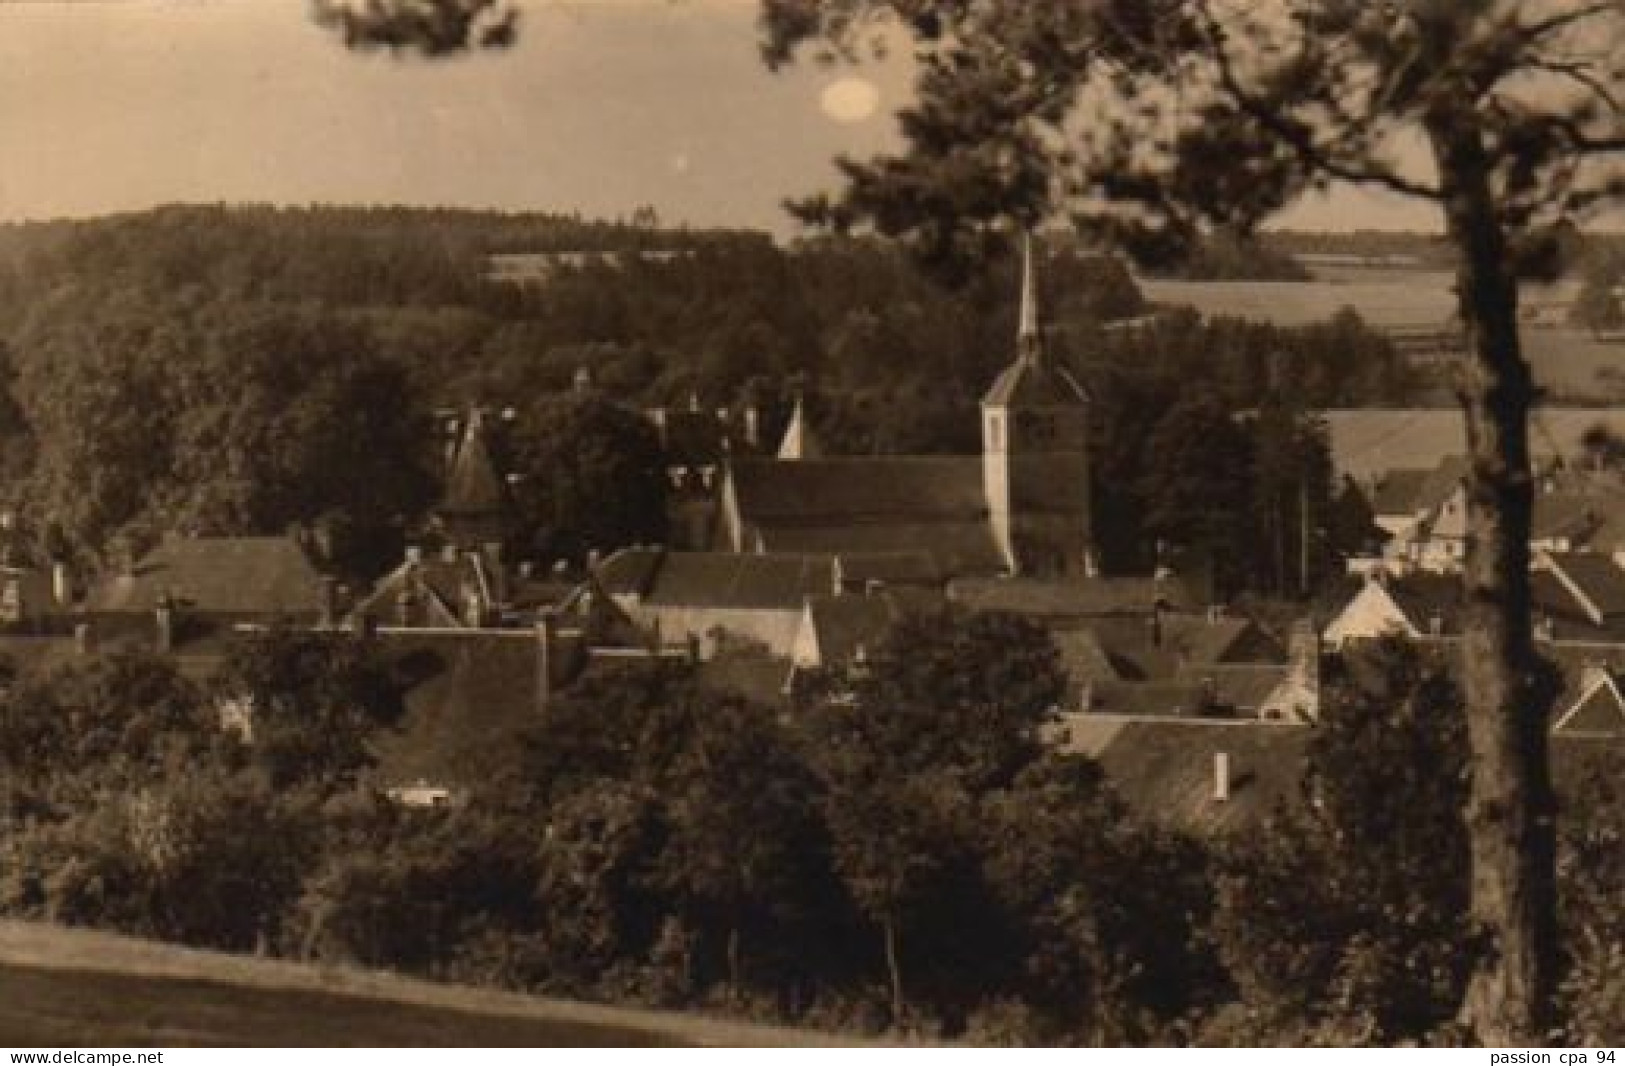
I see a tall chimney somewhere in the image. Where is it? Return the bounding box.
[1214,751,1231,803]
[535,614,556,714]
[52,560,72,608]
[154,595,174,654]
[319,576,338,628]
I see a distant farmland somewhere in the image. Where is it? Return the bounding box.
[1137,273,1625,401]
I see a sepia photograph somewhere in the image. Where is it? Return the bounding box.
[0,0,1623,1049]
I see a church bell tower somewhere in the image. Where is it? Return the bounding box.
[981,237,1093,576]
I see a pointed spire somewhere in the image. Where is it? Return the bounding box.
[1017,232,1042,364]
[441,406,506,517]
[777,393,821,461]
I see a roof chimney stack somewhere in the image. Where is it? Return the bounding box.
[154,594,174,654]
[52,560,73,609]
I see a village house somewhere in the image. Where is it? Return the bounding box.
[1346,447,1625,575]
[1322,550,1625,739]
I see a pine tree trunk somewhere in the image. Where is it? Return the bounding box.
[1429,119,1559,1046]
[727,924,742,999]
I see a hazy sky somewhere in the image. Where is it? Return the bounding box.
[0,0,1441,236]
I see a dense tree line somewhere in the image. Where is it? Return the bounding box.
[0,204,1407,592]
[0,621,1618,1044]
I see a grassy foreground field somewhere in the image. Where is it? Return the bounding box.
[0,922,859,1047]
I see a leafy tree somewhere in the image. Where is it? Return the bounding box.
[163,306,436,563]
[506,392,667,565]
[514,662,847,1003]
[211,626,403,791]
[11,290,184,554]
[0,651,212,792]
[1211,640,1477,1043]
[802,607,1064,1024]
[753,0,1625,1039]
[1139,392,1255,596]
[1556,749,1625,1045]
[979,756,1220,1043]
[1247,400,1336,596]
[532,780,668,991]
[655,694,830,996]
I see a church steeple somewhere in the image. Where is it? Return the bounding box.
[980,233,1093,578]
[1017,232,1042,364]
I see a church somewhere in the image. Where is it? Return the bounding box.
[715,239,1095,580]
[416,238,1096,609]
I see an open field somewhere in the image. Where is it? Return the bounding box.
[0,921,861,1048]
[1138,273,1625,401]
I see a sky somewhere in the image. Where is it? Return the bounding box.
[0,0,1443,237]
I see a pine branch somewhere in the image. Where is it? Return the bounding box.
[1197,2,1442,200]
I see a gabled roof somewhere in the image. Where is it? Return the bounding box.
[776,397,822,460]
[88,536,326,617]
[836,550,941,590]
[1531,492,1602,543]
[349,557,473,628]
[1541,551,1625,623]
[981,358,1089,408]
[759,521,1005,577]
[804,588,944,667]
[598,549,835,612]
[1383,572,1467,637]
[1083,613,1278,682]
[726,457,1004,577]
[1051,625,1117,682]
[370,630,541,789]
[1552,672,1625,736]
[440,412,509,518]
[593,546,666,598]
[1368,468,1435,517]
[1069,717,1311,834]
[645,552,834,611]
[1369,456,1466,518]
[1203,663,1294,711]
[1418,456,1470,513]
[729,457,988,522]
[947,574,1194,617]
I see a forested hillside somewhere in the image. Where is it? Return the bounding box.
[0,204,1415,583]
